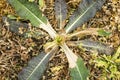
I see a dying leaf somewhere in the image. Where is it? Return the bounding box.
[67,40,114,55]
[65,0,106,33]
[54,0,67,28]
[2,16,28,34]
[67,28,99,38]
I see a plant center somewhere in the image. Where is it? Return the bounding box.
[55,34,66,45]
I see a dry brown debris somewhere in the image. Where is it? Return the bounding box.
[0,0,15,22]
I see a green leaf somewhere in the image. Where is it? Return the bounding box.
[7,14,17,19]
[95,59,108,68]
[54,0,67,28]
[28,0,35,2]
[97,29,111,36]
[7,0,57,38]
[39,0,45,9]
[7,0,47,27]
[65,0,106,33]
[70,57,89,80]
[18,47,58,80]
[112,46,120,60]
[61,43,89,80]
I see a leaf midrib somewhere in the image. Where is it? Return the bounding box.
[61,44,83,80]
[76,64,83,80]
[66,2,96,33]
[17,0,45,25]
[26,53,50,80]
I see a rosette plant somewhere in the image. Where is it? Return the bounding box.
[7,0,114,80]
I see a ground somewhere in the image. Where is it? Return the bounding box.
[0,0,120,80]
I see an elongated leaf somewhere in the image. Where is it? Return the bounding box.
[18,47,58,80]
[7,0,56,38]
[2,16,45,39]
[67,28,99,39]
[7,0,47,26]
[65,0,106,33]
[70,58,89,80]
[54,0,67,28]
[2,16,28,35]
[61,43,89,80]
[67,40,114,55]
[97,29,111,36]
